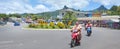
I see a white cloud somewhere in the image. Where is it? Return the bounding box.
[92,0,111,5]
[0,0,120,14]
[39,0,90,10]
[71,0,90,9]
[0,0,50,14]
[92,0,120,6]
[34,5,50,13]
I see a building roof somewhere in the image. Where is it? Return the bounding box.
[110,19,120,22]
[77,16,120,20]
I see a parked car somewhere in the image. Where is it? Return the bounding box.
[14,21,20,26]
[0,21,6,25]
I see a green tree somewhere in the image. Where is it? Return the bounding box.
[0,14,7,18]
[63,11,77,26]
[107,5,120,15]
[30,15,38,21]
[117,6,120,15]
[8,13,21,18]
[110,5,118,11]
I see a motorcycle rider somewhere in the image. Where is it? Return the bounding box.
[71,21,82,45]
[86,21,92,36]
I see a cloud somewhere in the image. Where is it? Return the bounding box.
[0,0,50,14]
[0,1,21,14]
[0,0,120,14]
[35,5,50,12]
[71,0,90,9]
[23,4,50,13]
[38,0,90,10]
[92,0,120,6]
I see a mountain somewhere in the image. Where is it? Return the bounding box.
[22,5,108,18]
[38,5,108,18]
[36,10,60,18]
[36,5,80,18]
[92,5,108,12]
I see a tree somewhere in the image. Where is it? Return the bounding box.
[31,15,38,21]
[110,5,118,11]
[107,5,120,15]
[0,14,9,22]
[117,6,120,15]
[0,14,7,18]
[63,11,77,27]
[8,13,21,18]
[106,10,112,15]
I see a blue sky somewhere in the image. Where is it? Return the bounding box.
[0,0,120,14]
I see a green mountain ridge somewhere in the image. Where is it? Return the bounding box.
[92,5,108,12]
[21,5,109,18]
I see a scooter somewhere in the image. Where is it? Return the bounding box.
[86,27,92,36]
[70,30,79,48]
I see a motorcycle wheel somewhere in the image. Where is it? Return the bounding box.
[70,39,76,48]
[87,30,92,36]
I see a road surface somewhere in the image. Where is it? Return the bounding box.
[0,23,120,49]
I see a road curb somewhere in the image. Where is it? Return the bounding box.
[22,28,71,30]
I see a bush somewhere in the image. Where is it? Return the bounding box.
[57,22,65,29]
[68,20,72,25]
[54,25,60,29]
[44,24,48,28]
[47,26,53,29]
[65,24,70,29]
[40,24,43,28]
[42,23,48,29]
[49,22,55,28]
[29,23,37,28]
[37,19,48,28]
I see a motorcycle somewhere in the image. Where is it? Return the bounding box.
[70,30,80,48]
[86,27,92,36]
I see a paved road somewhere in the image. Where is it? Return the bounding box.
[0,23,120,49]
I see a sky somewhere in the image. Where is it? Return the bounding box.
[0,0,120,14]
